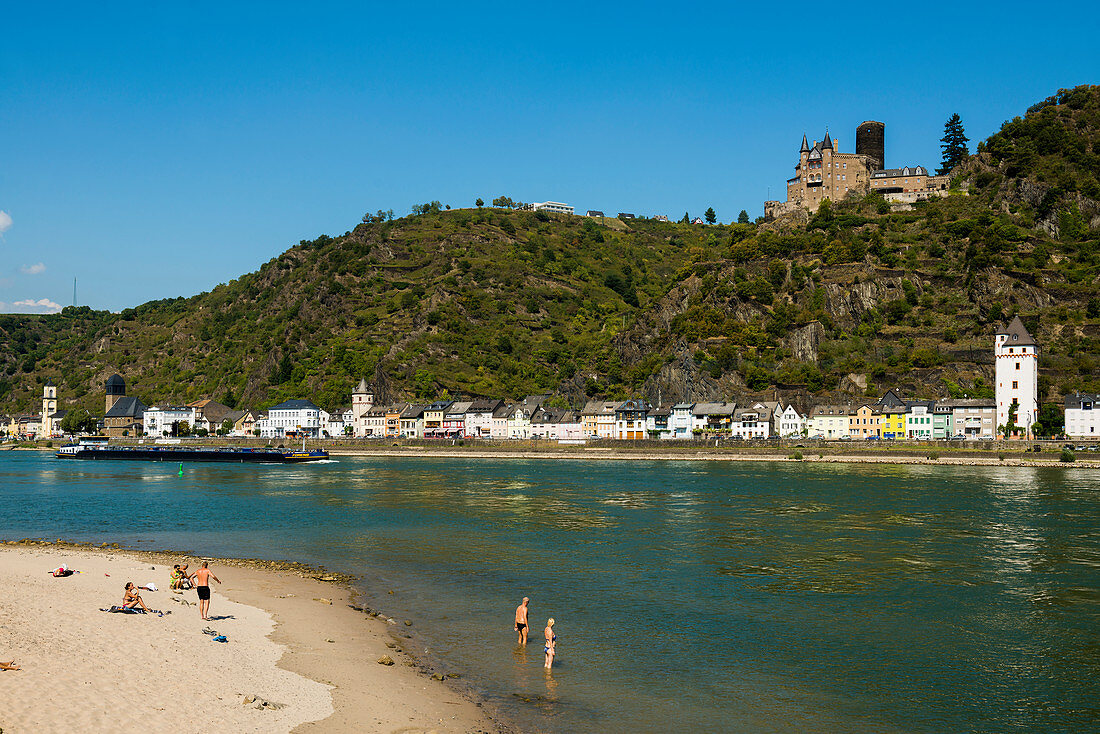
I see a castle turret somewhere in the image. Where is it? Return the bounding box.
[856,120,885,171]
[995,316,1039,439]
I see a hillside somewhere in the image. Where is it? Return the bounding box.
[1,85,1098,417]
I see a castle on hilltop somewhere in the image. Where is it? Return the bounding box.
[764,121,949,219]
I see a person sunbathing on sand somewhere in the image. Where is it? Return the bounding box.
[123,582,152,612]
[0,660,19,671]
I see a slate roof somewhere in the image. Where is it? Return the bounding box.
[938,399,996,409]
[800,134,809,153]
[692,402,735,416]
[105,396,148,419]
[999,315,1038,347]
[444,401,473,416]
[467,399,503,414]
[105,374,126,390]
[871,166,929,178]
[1066,393,1100,409]
[269,399,321,411]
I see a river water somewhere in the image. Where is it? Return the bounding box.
[2,451,1099,732]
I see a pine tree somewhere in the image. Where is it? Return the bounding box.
[737,209,750,224]
[704,207,717,224]
[938,113,969,175]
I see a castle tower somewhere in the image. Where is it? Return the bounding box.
[995,316,1039,439]
[105,373,126,413]
[856,121,885,171]
[351,378,374,437]
[41,380,57,436]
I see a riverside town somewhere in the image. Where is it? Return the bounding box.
[8,316,1097,444]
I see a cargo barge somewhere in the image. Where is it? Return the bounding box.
[55,444,328,463]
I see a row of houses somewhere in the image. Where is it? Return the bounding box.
[333,382,1008,441]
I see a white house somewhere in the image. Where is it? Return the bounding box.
[645,406,674,439]
[530,201,574,215]
[399,405,425,439]
[995,316,1039,438]
[668,403,695,439]
[905,402,934,439]
[143,406,197,437]
[323,408,353,437]
[776,404,807,437]
[1065,393,1099,438]
[732,406,771,439]
[808,405,849,439]
[257,399,323,438]
[614,400,648,440]
[464,399,503,439]
[691,402,736,436]
[507,396,546,439]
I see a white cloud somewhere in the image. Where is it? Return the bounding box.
[0,211,11,234]
[20,262,46,275]
[0,298,63,314]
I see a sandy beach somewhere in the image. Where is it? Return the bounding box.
[0,543,502,734]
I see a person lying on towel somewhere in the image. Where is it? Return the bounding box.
[51,564,74,577]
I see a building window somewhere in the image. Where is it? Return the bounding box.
[1016,363,1020,370]
[1012,381,1018,389]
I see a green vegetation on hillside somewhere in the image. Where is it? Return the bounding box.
[0,85,1097,415]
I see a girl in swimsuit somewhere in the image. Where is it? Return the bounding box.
[122,582,151,612]
[543,618,556,669]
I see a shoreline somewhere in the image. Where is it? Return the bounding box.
[0,539,509,734]
[14,438,1099,469]
[324,446,1097,469]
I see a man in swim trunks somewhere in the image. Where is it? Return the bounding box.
[514,597,530,645]
[192,561,221,621]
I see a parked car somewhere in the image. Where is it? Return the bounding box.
[866,435,880,441]
[951,434,966,440]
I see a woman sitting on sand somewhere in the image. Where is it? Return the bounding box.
[122,582,152,612]
[0,660,19,671]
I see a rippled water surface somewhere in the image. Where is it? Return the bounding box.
[3,452,1100,732]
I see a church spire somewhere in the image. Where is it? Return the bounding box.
[821,129,833,150]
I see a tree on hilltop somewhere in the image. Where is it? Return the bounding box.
[704,207,717,224]
[737,209,750,224]
[938,113,970,175]
[475,198,484,207]
[680,212,690,224]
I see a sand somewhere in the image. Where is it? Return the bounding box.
[0,545,502,734]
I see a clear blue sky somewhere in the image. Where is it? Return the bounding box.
[2,1,1097,313]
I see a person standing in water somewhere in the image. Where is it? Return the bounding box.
[192,561,221,621]
[543,618,556,669]
[514,597,530,644]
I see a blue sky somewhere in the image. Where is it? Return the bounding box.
[2,1,1097,313]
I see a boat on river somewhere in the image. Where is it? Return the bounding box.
[55,444,328,463]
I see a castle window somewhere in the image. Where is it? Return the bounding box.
[1016,363,1020,370]
[1012,381,1018,389]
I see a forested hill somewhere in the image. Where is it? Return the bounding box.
[1,84,1098,416]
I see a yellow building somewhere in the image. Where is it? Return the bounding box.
[881,407,907,439]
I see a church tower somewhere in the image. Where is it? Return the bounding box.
[995,316,1039,438]
[351,378,374,437]
[105,373,126,413]
[41,381,57,436]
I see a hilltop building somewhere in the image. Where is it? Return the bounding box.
[526,201,574,215]
[995,316,1039,439]
[764,122,949,219]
